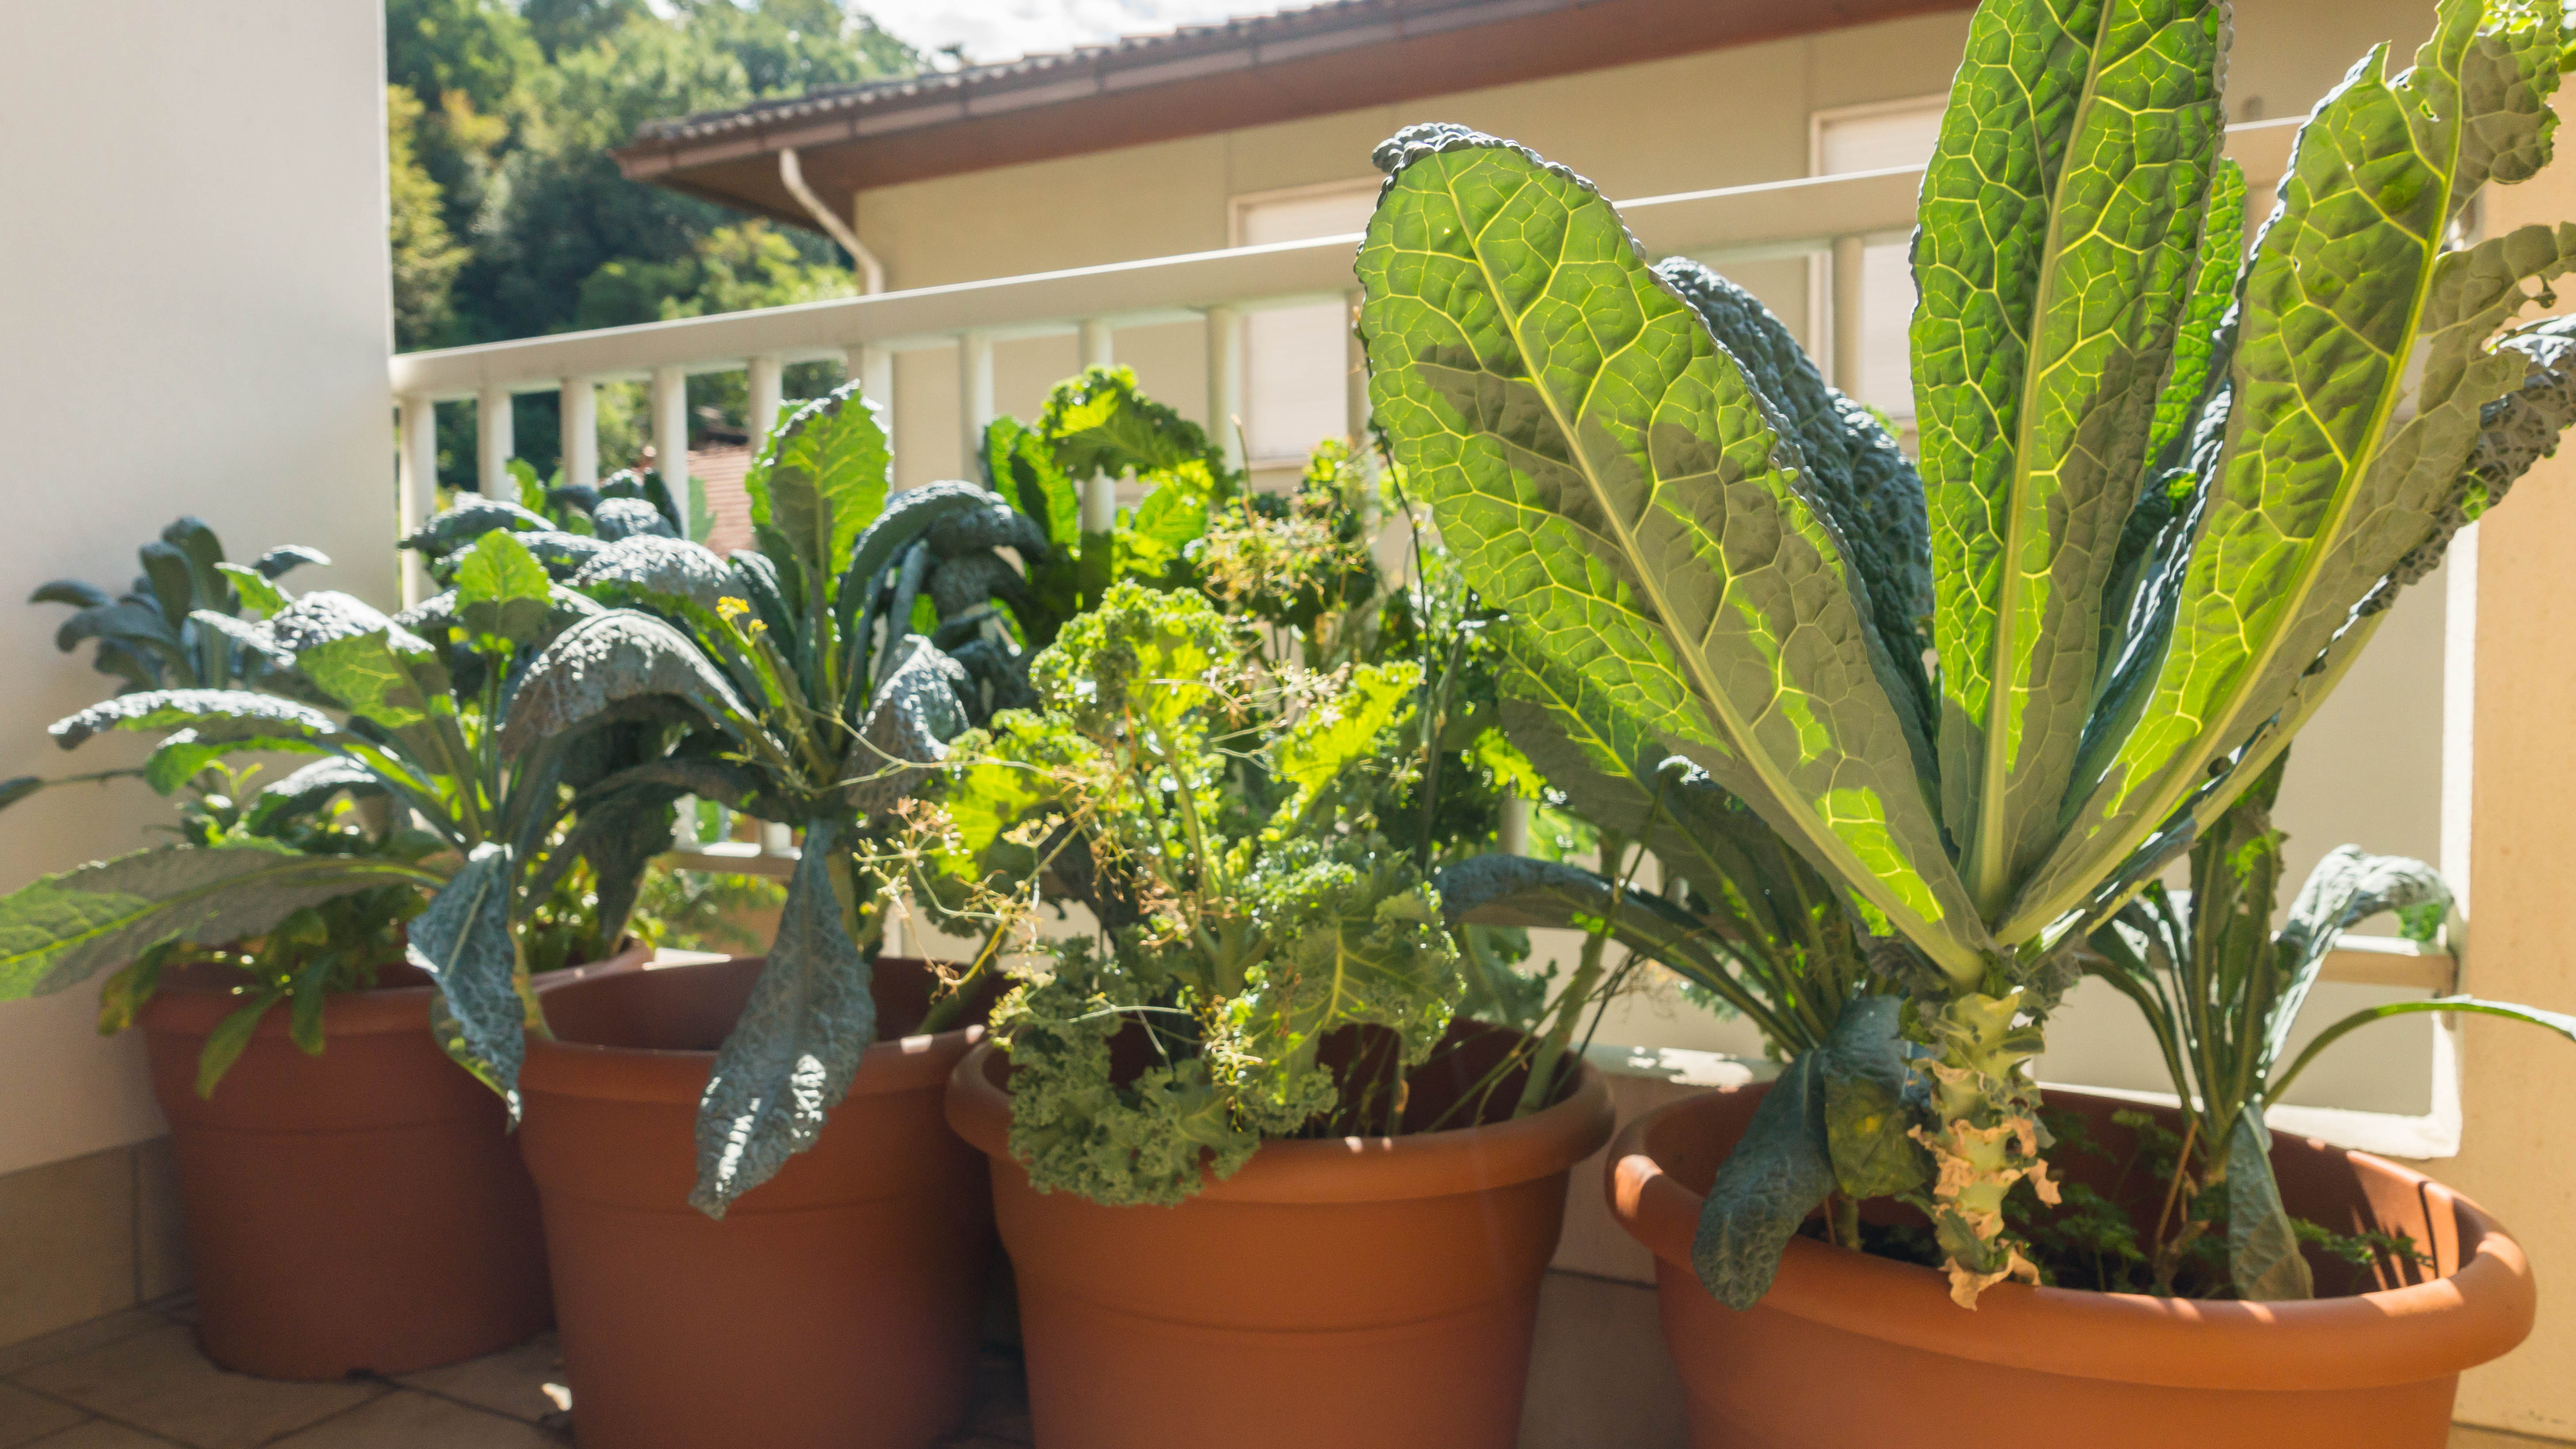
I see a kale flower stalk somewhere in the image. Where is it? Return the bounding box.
[1358,0,2576,1305]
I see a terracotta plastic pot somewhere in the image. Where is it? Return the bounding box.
[140,943,647,1379]
[519,956,995,1449]
[945,1024,1617,1449]
[1609,1084,2538,1449]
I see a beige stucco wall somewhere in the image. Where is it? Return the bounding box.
[2426,84,2576,1437]
[851,0,2438,477]
[0,1,397,1179]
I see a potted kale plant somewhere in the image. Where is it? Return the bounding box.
[1355,0,2576,1439]
[0,525,653,1379]
[2085,752,2573,1302]
[453,382,1061,1449]
[932,523,1607,1449]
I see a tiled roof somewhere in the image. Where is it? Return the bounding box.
[625,0,1431,151]
[614,0,1972,224]
[688,442,756,556]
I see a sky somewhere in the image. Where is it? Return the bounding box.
[857,0,1309,64]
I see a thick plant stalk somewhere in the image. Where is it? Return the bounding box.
[1513,830,1636,1116]
[1514,927,1610,1117]
[1909,989,2057,1307]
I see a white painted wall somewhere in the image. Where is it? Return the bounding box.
[0,1,394,1178]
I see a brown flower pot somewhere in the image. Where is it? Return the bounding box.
[519,956,995,1449]
[1608,1084,2538,1449]
[943,1024,1617,1449]
[140,944,648,1379]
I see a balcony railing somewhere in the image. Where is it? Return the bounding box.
[383,117,2338,955]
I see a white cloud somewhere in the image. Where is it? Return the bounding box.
[858,0,1310,65]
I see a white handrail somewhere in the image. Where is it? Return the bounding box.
[398,115,2307,881]
[386,117,2302,403]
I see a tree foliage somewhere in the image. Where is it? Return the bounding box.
[384,0,918,480]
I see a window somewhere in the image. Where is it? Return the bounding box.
[1811,98,1946,424]
[1231,182,1378,467]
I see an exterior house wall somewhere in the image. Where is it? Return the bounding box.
[2431,84,2576,1437]
[851,0,2435,480]
[0,0,394,1342]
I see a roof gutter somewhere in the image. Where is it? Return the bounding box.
[779,148,885,294]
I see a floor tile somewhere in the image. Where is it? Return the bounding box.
[2449,1428,2570,1447]
[15,1326,380,1449]
[1519,1270,1688,1449]
[0,1314,167,1380]
[394,1334,561,1423]
[22,1424,184,1449]
[0,1383,85,1449]
[265,1393,559,1448]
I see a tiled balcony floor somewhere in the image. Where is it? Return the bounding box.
[0,1295,1033,1449]
[0,1293,2554,1449]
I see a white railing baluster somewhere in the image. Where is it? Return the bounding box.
[378,133,2325,885]
[476,387,514,499]
[1206,306,1244,473]
[1079,319,1116,530]
[959,330,995,474]
[560,377,598,490]
[396,395,437,607]
[855,345,894,460]
[1830,234,1867,396]
[747,354,784,451]
[652,365,690,534]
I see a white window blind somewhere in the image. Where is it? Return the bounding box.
[1813,100,1945,422]
[1233,183,1377,465]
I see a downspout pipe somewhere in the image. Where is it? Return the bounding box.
[779,147,885,295]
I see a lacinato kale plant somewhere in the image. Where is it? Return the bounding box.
[1358,0,2576,1305]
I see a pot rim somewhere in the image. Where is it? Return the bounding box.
[945,1035,1616,1206]
[522,953,982,1105]
[1608,1085,2537,1391]
[139,941,652,1040]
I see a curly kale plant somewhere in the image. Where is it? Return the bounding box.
[2089,751,2576,1301]
[935,582,1461,1207]
[1358,0,2576,1306]
[0,530,686,1101]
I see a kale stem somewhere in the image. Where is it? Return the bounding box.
[1827,1192,1861,1252]
[2150,1114,2202,1274]
[1516,922,1610,1119]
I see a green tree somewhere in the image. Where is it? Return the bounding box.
[382,0,917,482]
[388,85,469,349]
